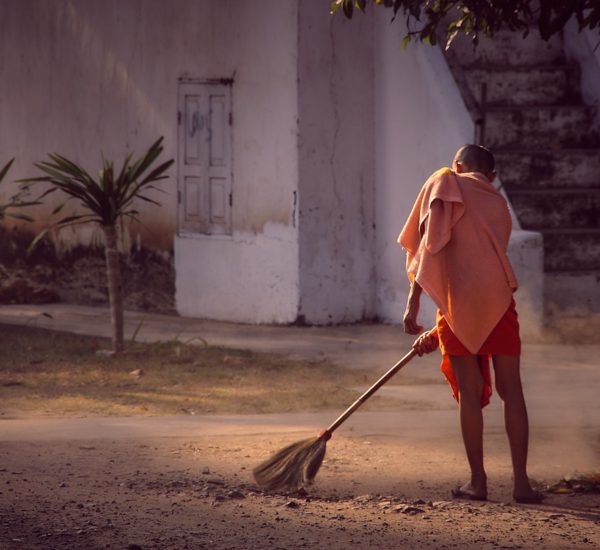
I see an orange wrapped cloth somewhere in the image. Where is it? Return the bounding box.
[398,167,521,408]
[398,168,518,354]
[437,298,521,408]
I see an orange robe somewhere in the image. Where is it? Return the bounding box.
[398,168,520,407]
[436,299,521,407]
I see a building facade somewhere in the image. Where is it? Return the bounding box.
[4,0,576,335]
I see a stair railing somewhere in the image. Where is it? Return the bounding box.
[474,83,487,146]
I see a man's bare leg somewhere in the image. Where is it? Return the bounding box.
[450,355,487,499]
[493,354,542,502]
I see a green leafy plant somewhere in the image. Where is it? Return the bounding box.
[20,137,174,354]
[331,0,600,50]
[0,158,39,222]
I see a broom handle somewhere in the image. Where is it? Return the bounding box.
[325,347,418,435]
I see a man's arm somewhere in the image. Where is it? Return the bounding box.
[405,281,439,355]
[403,280,424,334]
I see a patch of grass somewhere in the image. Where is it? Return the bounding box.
[0,323,390,417]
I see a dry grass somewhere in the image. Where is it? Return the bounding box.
[0,323,395,417]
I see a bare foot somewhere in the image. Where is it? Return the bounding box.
[513,488,545,504]
[451,481,487,501]
[514,479,545,504]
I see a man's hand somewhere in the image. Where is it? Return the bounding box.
[403,304,423,335]
[412,329,439,356]
[403,280,424,334]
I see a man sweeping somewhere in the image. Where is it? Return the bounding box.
[398,144,543,504]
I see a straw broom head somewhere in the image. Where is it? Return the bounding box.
[253,431,331,491]
[252,349,419,492]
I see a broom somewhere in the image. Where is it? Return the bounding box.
[253,346,419,491]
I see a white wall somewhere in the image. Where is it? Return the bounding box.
[507,230,544,339]
[174,0,301,323]
[175,223,299,324]
[372,17,544,338]
[1,0,545,330]
[1,0,299,252]
[296,3,376,324]
[1,0,184,250]
[0,0,301,324]
[373,16,474,326]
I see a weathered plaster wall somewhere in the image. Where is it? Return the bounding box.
[1,0,177,250]
[296,3,376,324]
[1,0,546,329]
[373,16,474,327]
[0,0,301,323]
[174,0,300,323]
[175,223,299,324]
[0,0,297,252]
[372,16,544,337]
[507,230,544,339]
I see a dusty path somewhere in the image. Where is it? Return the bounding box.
[1,415,599,549]
[1,304,599,548]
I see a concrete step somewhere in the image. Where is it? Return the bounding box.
[507,188,600,230]
[495,149,600,189]
[545,271,600,314]
[485,105,599,149]
[465,65,580,107]
[541,229,600,272]
[445,23,600,282]
[448,30,564,67]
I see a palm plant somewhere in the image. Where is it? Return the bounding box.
[0,158,39,222]
[21,137,174,354]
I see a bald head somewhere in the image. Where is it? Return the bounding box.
[453,145,495,179]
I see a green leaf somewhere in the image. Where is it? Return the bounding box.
[27,229,49,253]
[407,0,421,20]
[55,214,91,226]
[137,158,175,187]
[135,195,161,206]
[343,0,354,18]
[20,137,172,241]
[330,0,342,15]
[51,202,66,215]
[6,212,34,222]
[0,158,15,182]
[445,29,459,50]
[401,34,411,49]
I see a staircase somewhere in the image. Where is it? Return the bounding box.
[444,30,600,315]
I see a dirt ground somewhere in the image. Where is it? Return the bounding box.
[2,423,599,550]
[1,247,600,548]
[0,318,599,549]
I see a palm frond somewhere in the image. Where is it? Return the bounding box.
[133,195,162,206]
[31,161,108,217]
[51,202,67,215]
[115,152,134,188]
[27,228,50,253]
[6,212,35,222]
[0,158,40,222]
[127,137,165,183]
[55,214,98,226]
[138,158,175,187]
[0,158,15,182]
[121,159,174,206]
[21,137,172,231]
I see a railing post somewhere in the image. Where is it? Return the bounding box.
[474,82,487,145]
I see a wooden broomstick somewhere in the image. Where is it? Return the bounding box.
[253,347,419,491]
